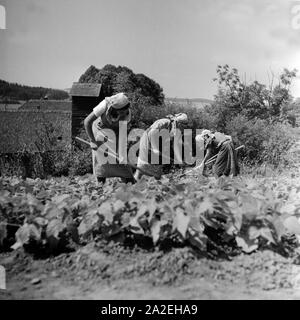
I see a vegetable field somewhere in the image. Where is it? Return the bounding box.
[1,163,300,299]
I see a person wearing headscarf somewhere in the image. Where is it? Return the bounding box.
[196,129,239,177]
[84,92,135,184]
[134,113,188,180]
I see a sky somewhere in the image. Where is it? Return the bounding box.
[0,0,300,99]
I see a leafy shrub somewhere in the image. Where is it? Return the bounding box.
[225,114,295,165]
[68,147,93,176]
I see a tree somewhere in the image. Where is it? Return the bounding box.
[79,64,165,106]
[212,65,298,124]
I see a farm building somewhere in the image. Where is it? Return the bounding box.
[70,82,102,137]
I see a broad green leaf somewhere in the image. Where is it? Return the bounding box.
[236,236,258,253]
[36,190,50,200]
[186,200,204,233]
[200,215,220,229]
[245,180,259,190]
[159,177,170,185]
[264,189,276,203]
[259,227,275,244]
[128,217,144,234]
[78,178,93,185]
[248,226,261,240]
[233,210,243,231]
[98,202,114,223]
[173,207,190,238]
[34,217,48,227]
[225,223,238,236]
[174,183,186,192]
[130,190,144,200]
[187,227,207,251]
[0,190,10,204]
[159,203,174,221]
[26,194,41,214]
[51,194,70,209]
[184,199,195,216]
[280,203,296,215]
[11,242,22,250]
[147,198,157,219]
[197,197,215,215]
[151,219,162,244]
[29,223,41,241]
[121,211,132,227]
[46,219,65,239]
[115,190,131,202]
[25,178,36,185]
[112,199,125,213]
[42,203,63,220]
[136,203,148,218]
[78,210,101,237]
[14,223,41,247]
[283,216,300,235]
[238,194,261,218]
[271,216,287,239]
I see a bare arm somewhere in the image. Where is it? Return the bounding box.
[83,99,107,148]
[83,112,99,150]
[197,146,213,174]
[84,112,97,143]
[202,147,213,165]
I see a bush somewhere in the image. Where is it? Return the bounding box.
[225,114,295,166]
[0,146,93,179]
[68,147,93,176]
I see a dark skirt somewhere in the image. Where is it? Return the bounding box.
[213,141,240,177]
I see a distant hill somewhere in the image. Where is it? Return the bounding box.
[165,97,213,109]
[0,79,69,102]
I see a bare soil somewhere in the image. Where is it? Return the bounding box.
[1,241,300,300]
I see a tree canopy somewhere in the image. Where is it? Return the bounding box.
[211,65,298,130]
[79,64,165,106]
[0,79,69,102]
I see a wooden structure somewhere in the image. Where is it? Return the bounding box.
[70,82,102,137]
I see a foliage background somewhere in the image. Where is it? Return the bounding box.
[0,64,299,177]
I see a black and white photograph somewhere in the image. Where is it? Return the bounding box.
[1,0,300,302]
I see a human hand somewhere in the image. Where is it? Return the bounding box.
[90,141,99,150]
[198,163,204,175]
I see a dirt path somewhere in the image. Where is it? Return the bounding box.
[1,243,300,300]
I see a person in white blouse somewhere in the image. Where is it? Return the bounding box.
[84,92,135,184]
[134,113,188,180]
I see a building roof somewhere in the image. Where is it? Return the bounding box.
[70,82,102,97]
[19,100,72,111]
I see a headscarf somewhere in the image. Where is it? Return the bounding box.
[166,113,188,137]
[198,129,213,140]
[197,129,214,149]
[105,93,130,123]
